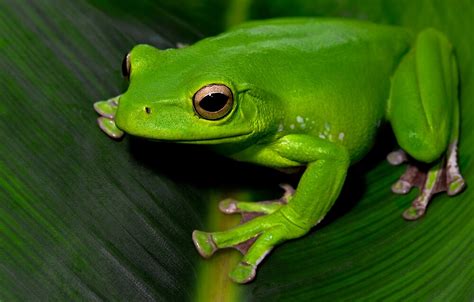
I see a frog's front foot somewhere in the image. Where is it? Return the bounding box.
[387,142,466,220]
[93,96,124,139]
[192,184,306,284]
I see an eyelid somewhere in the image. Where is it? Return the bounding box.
[194,84,232,101]
[122,53,131,79]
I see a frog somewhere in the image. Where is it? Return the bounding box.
[94,18,465,284]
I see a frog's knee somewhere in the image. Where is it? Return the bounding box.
[401,134,447,163]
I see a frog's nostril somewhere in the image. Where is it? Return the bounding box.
[145,107,152,114]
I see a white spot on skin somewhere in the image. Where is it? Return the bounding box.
[278,124,284,132]
[300,124,306,129]
[338,132,345,141]
[324,122,331,130]
[296,116,304,123]
[290,124,295,129]
[319,133,326,139]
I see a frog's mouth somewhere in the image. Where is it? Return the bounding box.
[171,131,254,144]
[130,128,254,144]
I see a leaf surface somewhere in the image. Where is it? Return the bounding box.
[0,0,472,301]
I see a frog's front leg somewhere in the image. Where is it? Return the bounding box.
[93,95,125,139]
[193,135,350,283]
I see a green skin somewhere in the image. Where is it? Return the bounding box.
[94,18,462,283]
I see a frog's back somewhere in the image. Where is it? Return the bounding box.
[192,19,413,162]
[203,18,412,55]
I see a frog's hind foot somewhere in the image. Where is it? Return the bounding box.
[387,142,465,220]
[93,96,124,139]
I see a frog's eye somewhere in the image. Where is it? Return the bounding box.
[193,84,234,120]
[121,53,131,80]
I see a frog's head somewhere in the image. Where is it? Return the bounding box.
[114,44,279,145]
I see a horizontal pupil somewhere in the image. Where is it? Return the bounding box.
[200,93,228,112]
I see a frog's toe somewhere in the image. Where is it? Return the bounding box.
[402,205,425,220]
[448,176,465,196]
[218,198,239,214]
[229,262,256,284]
[218,184,294,217]
[94,101,115,118]
[391,165,422,195]
[218,199,281,218]
[227,223,294,283]
[391,180,413,194]
[192,230,217,258]
[446,142,466,196]
[94,96,119,118]
[97,117,124,139]
[279,183,296,199]
[387,149,408,166]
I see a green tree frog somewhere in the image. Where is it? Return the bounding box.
[94,18,465,283]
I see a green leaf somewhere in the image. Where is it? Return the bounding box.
[1,0,472,301]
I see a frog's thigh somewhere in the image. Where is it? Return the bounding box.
[389,29,458,163]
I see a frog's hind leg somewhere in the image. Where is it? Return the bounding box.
[388,28,465,220]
